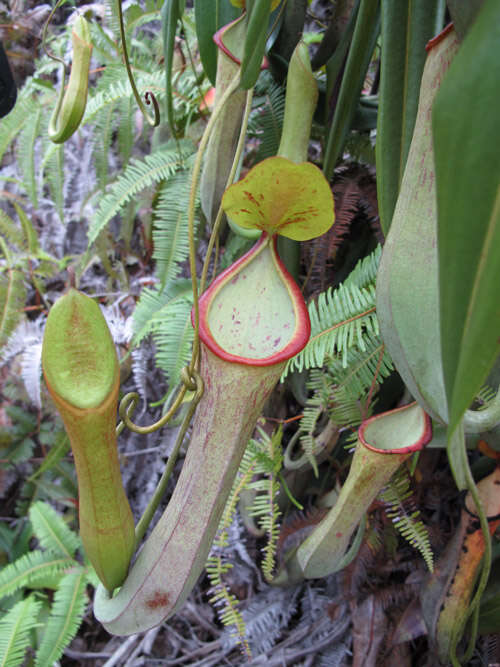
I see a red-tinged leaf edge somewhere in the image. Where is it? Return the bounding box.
[213,14,269,69]
[194,233,310,366]
[359,402,433,455]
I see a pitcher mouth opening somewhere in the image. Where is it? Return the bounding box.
[194,234,310,367]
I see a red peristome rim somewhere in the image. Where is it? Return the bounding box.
[426,22,454,52]
[358,402,433,454]
[193,234,311,367]
[213,15,269,69]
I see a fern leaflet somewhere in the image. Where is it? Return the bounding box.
[0,551,75,600]
[284,247,382,376]
[380,468,434,572]
[153,164,196,287]
[88,140,194,244]
[29,501,81,559]
[0,269,27,348]
[35,569,88,667]
[0,595,42,667]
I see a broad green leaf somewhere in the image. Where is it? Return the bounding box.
[376,27,459,425]
[322,0,380,180]
[194,0,240,85]
[376,0,445,236]
[433,0,500,433]
[240,0,271,89]
[161,0,183,137]
[221,156,334,240]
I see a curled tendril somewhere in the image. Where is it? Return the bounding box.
[117,366,203,436]
[117,0,160,127]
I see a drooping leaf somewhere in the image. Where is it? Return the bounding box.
[432,0,500,432]
[194,0,241,85]
[221,156,334,240]
[376,0,445,235]
[322,0,380,180]
[240,0,272,90]
[161,0,183,136]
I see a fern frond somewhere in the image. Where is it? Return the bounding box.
[206,555,251,659]
[344,244,382,289]
[380,469,434,572]
[152,165,196,287]
[246,428,284,581]
[133,283,193,387]
[88,141,194,244]
[16,107,41,207]
[34,569,88,667]
[0,210,24,250]
[42,142,65,223]
[0,551,74,600]
[284,249,382,377]
[116,94,134,166]
[0,595,42,667]
[132,279,192,343]
[29,502,81,559]
[0,94,34,163]
[92,103,118,189]
[0,269,27,348]
[327,342,393,400]
[251,79,286,162]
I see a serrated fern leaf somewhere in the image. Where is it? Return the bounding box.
[0,595,42,667]
[132,280,193,386]
[0,551,75,600]
[253,81,285,162]
[132,279,192,342]
[29,501,81,559]
[0,269,27,348]
[16,107,41,207]
[93,103,118,189]
[0,210,24,250]
[380,469,434,572]
[285,286,377,377]
[116,95,134,166]
[344,244,381,289]
[328,343,393,400]
[153,165,196,287]
[88,141,193,244]
[35,569,88,667]
[0,94,33,163]
[42,142,65,223]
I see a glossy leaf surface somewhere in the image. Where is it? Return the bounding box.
[194,0,240,85]
[376,27,459,424]
[376,0,444,235]
[433,0,500,433]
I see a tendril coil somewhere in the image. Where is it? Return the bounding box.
[116,366,203,436]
